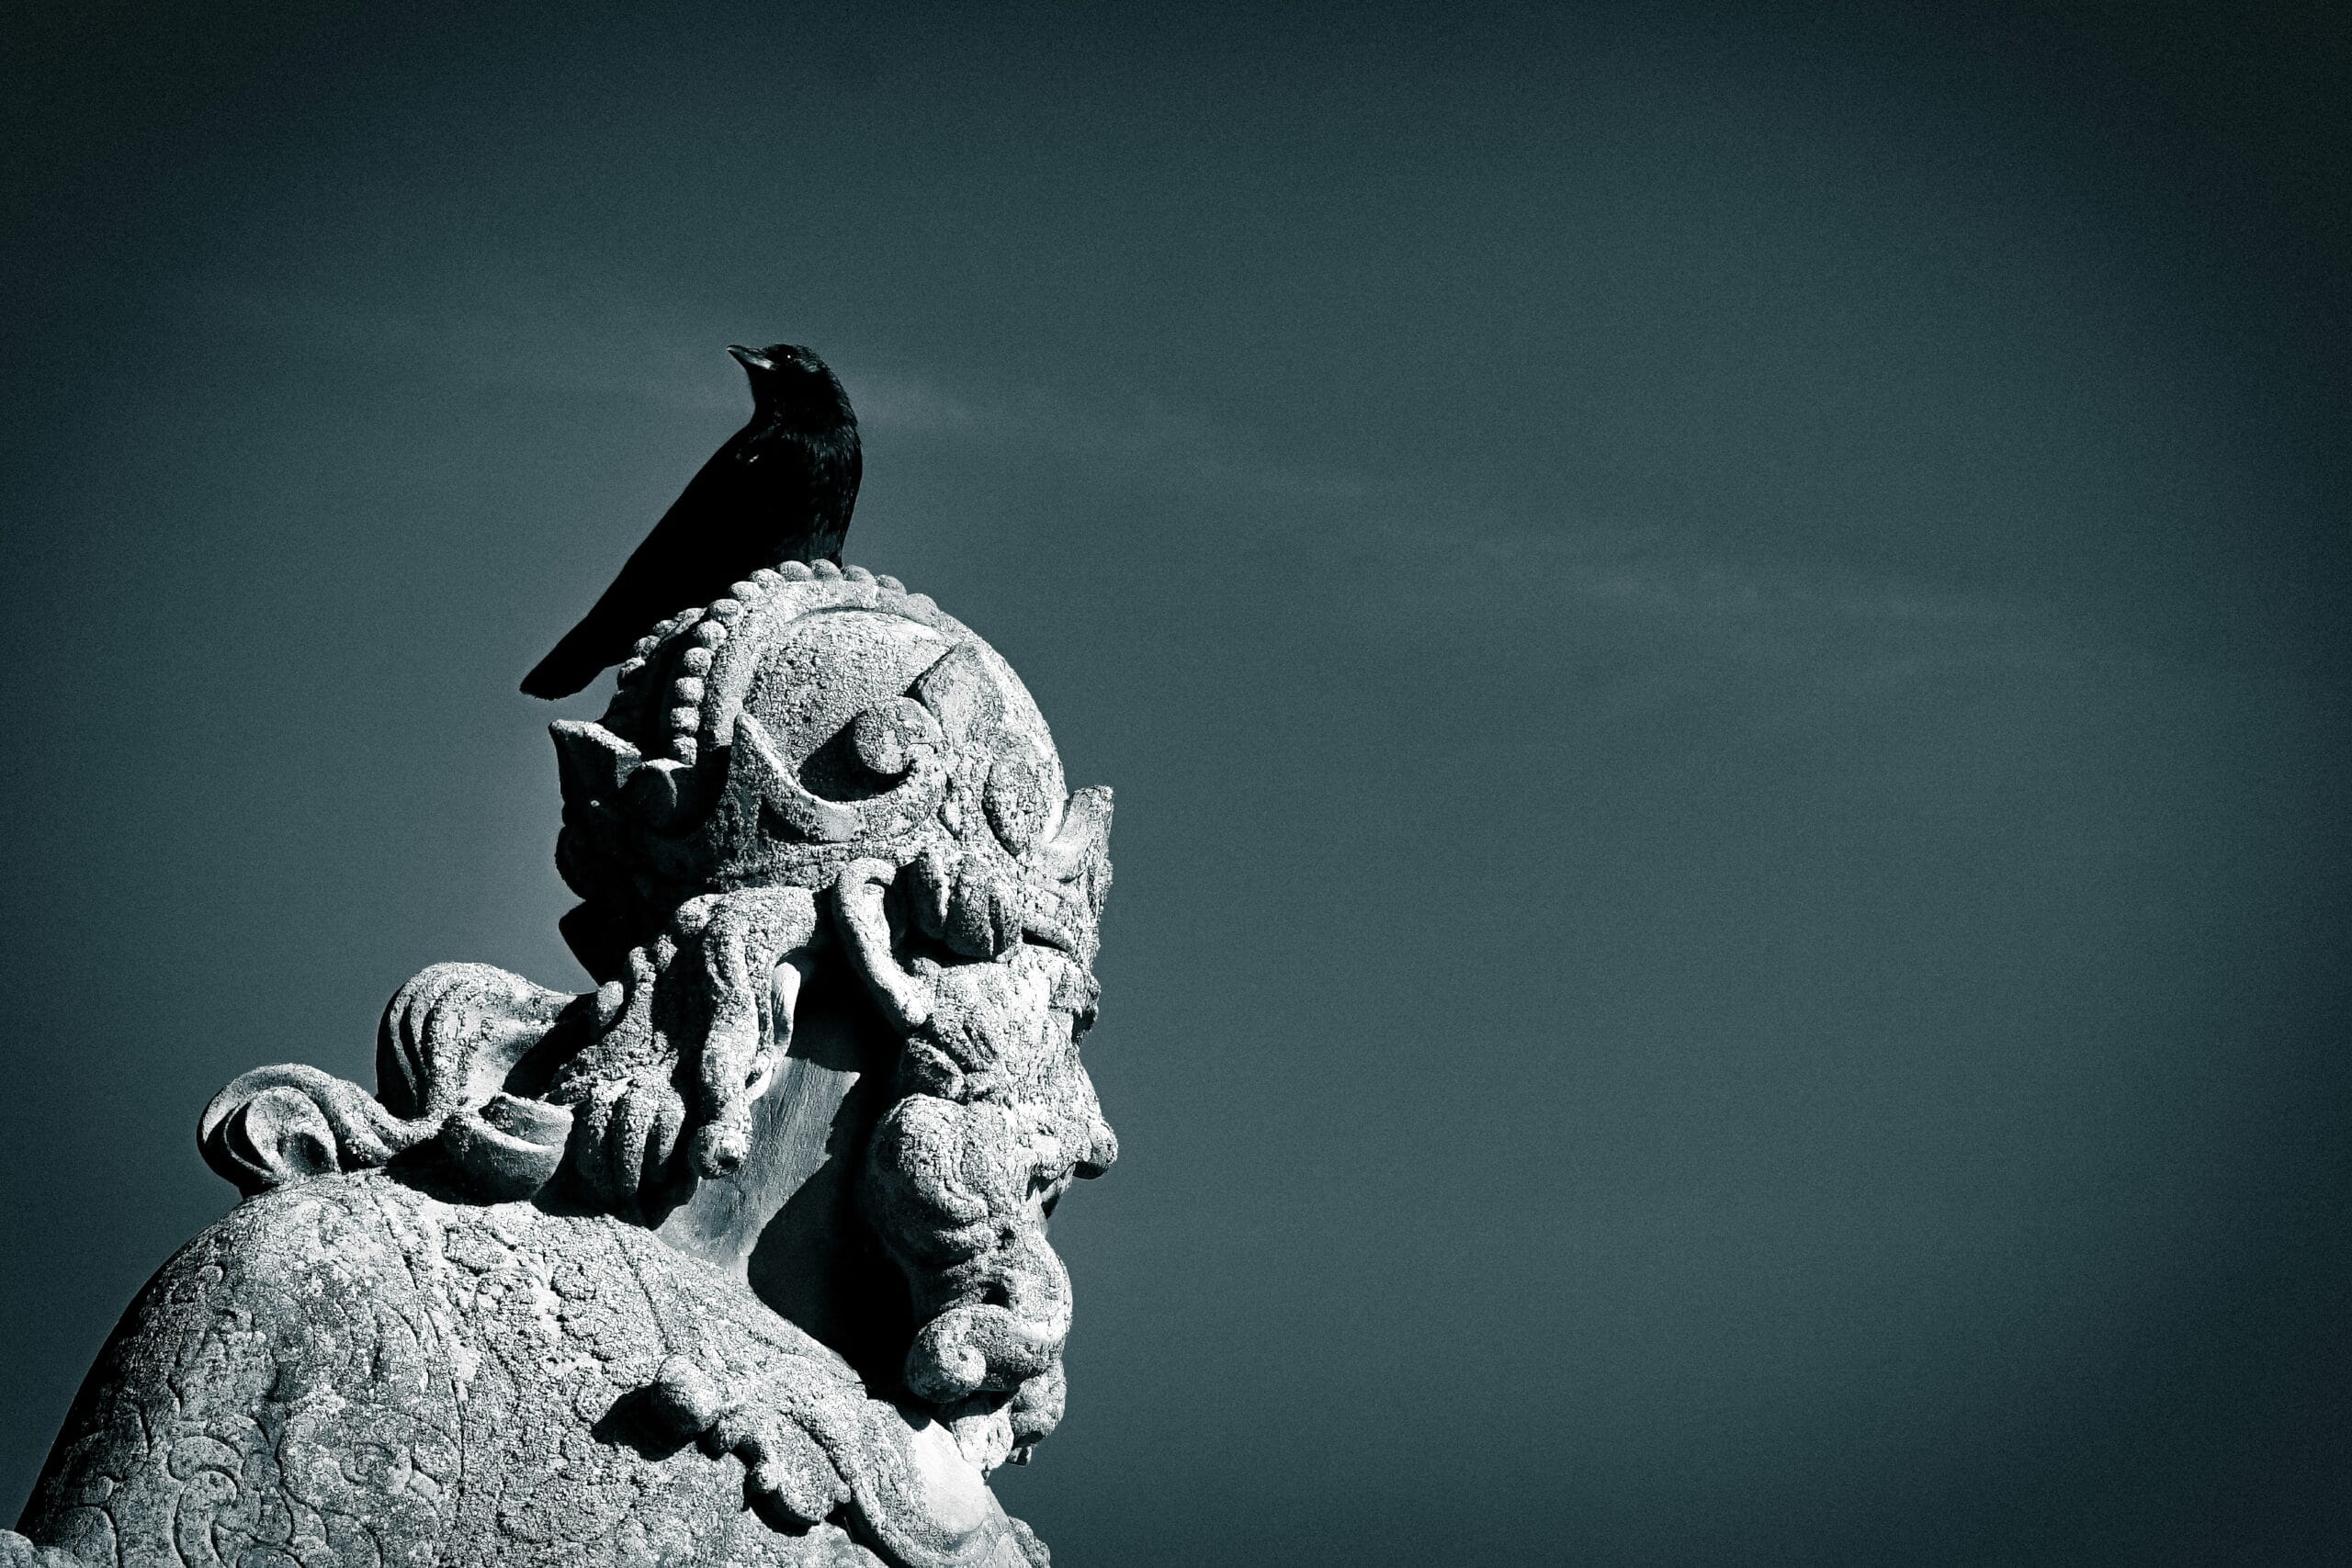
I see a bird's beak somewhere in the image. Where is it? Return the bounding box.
[728,344,775,373]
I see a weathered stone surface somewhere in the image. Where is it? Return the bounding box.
[8,563,1114,1568]
[18,1175,1025,1568]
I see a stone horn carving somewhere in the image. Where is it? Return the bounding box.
[9,559,1118,1568]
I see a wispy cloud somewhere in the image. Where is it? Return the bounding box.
[1449,523,2039,632]
[211,278,1368,503]
[847,361,2061,678]
[848,367,1367,504]
[206,275,2072,695]
[1358,514,2086,716]
[206,283,750,414]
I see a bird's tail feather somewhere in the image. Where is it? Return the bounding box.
[519,629,602,700]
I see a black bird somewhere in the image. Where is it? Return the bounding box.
[521,343,861,699]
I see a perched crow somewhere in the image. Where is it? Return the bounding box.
[521,343,861,699]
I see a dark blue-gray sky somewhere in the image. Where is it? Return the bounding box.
[4,4,2347,1563]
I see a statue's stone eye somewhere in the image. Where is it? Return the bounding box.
[851,697,939,777]
[799,696,943,802]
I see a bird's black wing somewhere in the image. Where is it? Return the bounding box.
[519,436,757,699]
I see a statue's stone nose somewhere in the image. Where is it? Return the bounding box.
[695,1124,751,1177]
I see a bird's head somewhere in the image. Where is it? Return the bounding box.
[729,343,854,427]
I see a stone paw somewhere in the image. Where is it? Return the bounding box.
[642,1355,852,1531]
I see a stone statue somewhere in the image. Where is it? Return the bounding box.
[5,560,1117,1568]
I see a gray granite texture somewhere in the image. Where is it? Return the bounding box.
[6,562,1116,1568]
